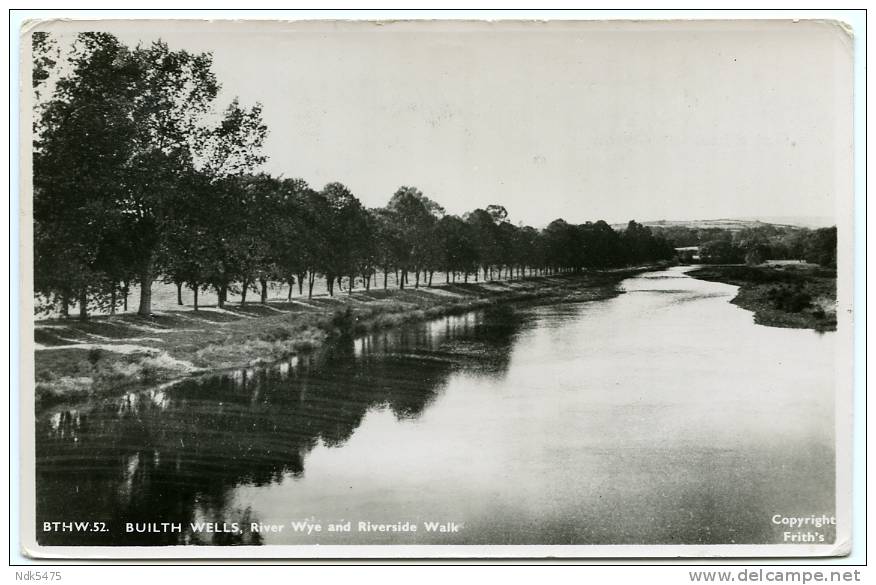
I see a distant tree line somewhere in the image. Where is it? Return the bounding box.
[30,32,678,321]
[655,224,837,268]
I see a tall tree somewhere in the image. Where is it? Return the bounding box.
[433,215,477,282]
[387,187,439,288]
[371,208,405,289]
[34,33,267,318]
[320,183,370,295]
[466,208,504,280]
[265,178,317,299]
[34,33,141,319]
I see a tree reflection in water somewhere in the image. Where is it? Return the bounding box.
[36,305,523,545]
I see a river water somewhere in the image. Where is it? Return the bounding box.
[34,266,836,546]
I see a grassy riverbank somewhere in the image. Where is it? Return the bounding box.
[34,266,662,408]
[686,264,836,332]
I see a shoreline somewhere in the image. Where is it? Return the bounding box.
[34,265,666,411]
[686,264,837,332]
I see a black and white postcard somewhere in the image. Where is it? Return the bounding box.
[18,18,855,559]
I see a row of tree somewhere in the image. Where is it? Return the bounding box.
[163,179,675,307]
[29,31,673,320]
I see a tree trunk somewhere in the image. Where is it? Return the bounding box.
[298,272,305,296]
[137,258,154,316]
[176,281,183,305]
[399,268,405,290]
[217,283,227,309]
[122,281,129,312]
[60,294,69,319]
[326,275,334,296]
[428,271,434,287]
[464,271,469,283]
[193,284,199,311]
[110,287,117,315]
[348,274,354,295]
[240,278,249,306]
[78,289,88,321]
[414,269,420,289]
[446,270,450,284]
[308,273,315,299]
[260,278,268,304]
[383,268,388,290]
[288,280,293,301]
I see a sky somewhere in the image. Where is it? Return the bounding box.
[31,19,852,228]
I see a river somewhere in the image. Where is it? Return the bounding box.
[34,266,836,546]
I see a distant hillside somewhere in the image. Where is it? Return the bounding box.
[610,219,809,232]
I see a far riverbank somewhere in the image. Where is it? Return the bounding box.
[34,265,666,409]
[686,264,836,332]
